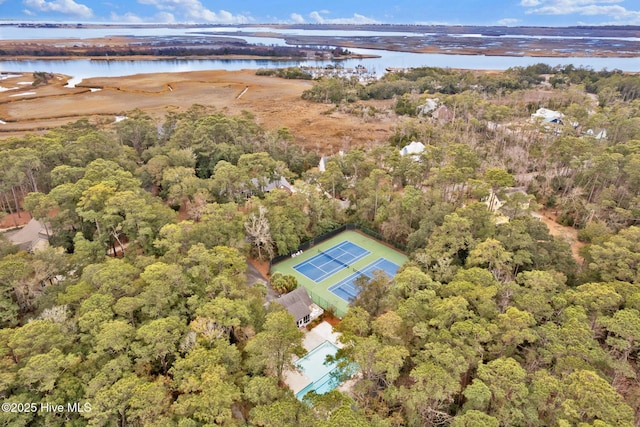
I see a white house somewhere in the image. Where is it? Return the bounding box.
[318,156,328,173]
[417,98,439,116]
[399,141,426,158]
[585,128,607,140]
[531,108,564,125]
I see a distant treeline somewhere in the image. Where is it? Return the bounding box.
[0,45,310,58]
[255,67,313,79]
[301,63,640,105]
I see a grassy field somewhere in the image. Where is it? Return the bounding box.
[271,230,408,317]
[0,70,395,150]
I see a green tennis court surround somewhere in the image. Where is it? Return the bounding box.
[271,230,408,317]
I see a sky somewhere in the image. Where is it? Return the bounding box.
[0,0,639,26]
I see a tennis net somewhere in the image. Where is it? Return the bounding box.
[320,250,351,270]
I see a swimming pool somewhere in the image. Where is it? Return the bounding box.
[295,341,342,400]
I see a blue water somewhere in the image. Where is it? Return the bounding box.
[293,240,370,283]
[295,341,343,400]
[3,52,638,85]
[329,257,401,302]
[2,25,640,82]
[297,341,339,382]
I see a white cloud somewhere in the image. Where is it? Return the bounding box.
[110,10,176,23]
[309,11,324,23]
[137,0,251,23]
[290,13,305,24]
[521,0,640,23]
[23,0,93,18]
[109,12,144,23]
[309,11,379,24]
[154,12,176,23]
[23,8,35,15]
[498,18,521,25]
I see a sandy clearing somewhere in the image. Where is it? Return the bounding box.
[537,208,585,264]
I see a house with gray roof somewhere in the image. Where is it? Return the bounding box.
[276,287,323,328]
[5,218,49,252]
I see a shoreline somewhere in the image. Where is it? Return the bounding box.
[1,31,638,61]
[1,53,380,62]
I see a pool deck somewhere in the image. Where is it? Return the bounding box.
[283,321,342,395]
[303,321,342,351]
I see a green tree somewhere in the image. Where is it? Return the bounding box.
[246,310,305,381]
[210,160,249,203]
[250,394,312,427]
[270,272,299,295]
[318,159,345,199]
[138,262,189,319]
[133,316,186,374]
[474,357,531,426]
[171,348,241,425]
[114,110,159,156]
[352,270,393,318]
[86,373,168,427]
[451,410,499,427]
[587,226,640,284]
[484,168,515,211]
[562,370,634,426]
[466,238,513,283]
[397,343,466,426]
[17,348,81,393]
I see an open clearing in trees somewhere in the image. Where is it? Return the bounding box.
[0,70,395,152]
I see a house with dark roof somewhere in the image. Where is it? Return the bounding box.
[276,287,324,328]
[248,176,296,195]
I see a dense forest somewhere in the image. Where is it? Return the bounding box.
[1,64,640,426]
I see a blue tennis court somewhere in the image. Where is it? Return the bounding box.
[329,258,401,302]
[293,241,370,283]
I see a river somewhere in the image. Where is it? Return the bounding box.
[1,25,639,84]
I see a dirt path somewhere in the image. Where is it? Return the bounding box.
[0,211,32,231]
[537,209,584,264]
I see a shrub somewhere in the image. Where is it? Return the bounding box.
[270,272,298,294]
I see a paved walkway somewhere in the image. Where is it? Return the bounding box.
[303,321,342,351]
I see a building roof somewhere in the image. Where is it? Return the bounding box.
[399,141,426,156]
[433,105,454,122]
[250,176,296,194]
[277,287,313,321]
[531,108,564,124]
[417,98,439,115]
[318,156,328,173]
